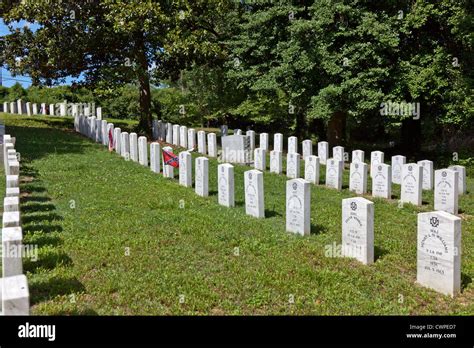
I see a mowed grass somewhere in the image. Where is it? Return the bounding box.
[1,113,473,315]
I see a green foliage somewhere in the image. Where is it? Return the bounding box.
[7,82,26,101]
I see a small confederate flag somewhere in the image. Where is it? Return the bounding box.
[162,149,179,168]
[108,128,114,151]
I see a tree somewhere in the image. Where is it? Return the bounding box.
[0,0,232,135]
[226,0,472,151]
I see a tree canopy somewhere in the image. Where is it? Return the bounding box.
[1,0,472,151]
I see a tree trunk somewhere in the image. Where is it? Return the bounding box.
[327,111,346,146]
[135,34,152,137]
[400,117,421,156]
[295,108,306,139]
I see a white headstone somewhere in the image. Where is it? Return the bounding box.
[41,103,47,115]
[286,153,300,179]
[113,128,121,154]
[349,162,368,194]
[2,227,23,276]
[166,123,173,143]
[179,126,188,148]
[270,150,282,174]
[372,163,392,199]
[288,136,298,154]
[302,140,312,160]
[162,146,174,178]
[179,151,192,188]
[286,178,310,236]
[195,157,209,197]
[401,163,422,206]
[95,119,102,143]
[351,150,364,163]
[121,132,130,159]
[3,196,20,212]
[1,274,30,315]
[342,197,374,264]
[333,146,344,163]
[32,103,38,115]
[304,155,319,184]
[49,103,55,116]
[370,151,384,177]
[6,175,19,188]
[418,160,434,190]
[60,102,67,117]
[90,116,97,140]
[197,131,207,155]
[101,120,108,146]
[274,133,283,152]
[325,158,343,190]
[26,102,32,116]
[246,130,255,151]
[129,133,138,162]
[259,133,269,151]
[244,170,265,218]
[218,163,234,207]
[391,155,406,185]
[434,169,458,214]
[207,133,217,157]
[96,106,102,119]
[187,128,196,150]
[254,148,266,171]
[150,143,161,173]
[417,211,461,297]
[138,136,148,166]
[448,165,466,195]
[17,100,23,115]
[3,211,20,228]
[172,125,180,145]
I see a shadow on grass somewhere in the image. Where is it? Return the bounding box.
[30,276,86,305]
[25,234,62,248]
[310,223,328,235]
[23,224,63,234]
[374,245,389,261]
[53,308,98,315]
[22,212,64,224]
[264,209,282,218]
[24,250,73,272]
[461,273,472,290]
[21,203,56,213]
[7,124,89,162]
[21,196,52,203]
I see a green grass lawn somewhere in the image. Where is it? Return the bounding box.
[1,113,473,315]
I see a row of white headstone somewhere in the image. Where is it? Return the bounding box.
[78,116,465,297]
[151,121,218,157]
[1,134,30,315]
[151,122,467,206]
[3,100,101,119]
[253,147,466,215]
